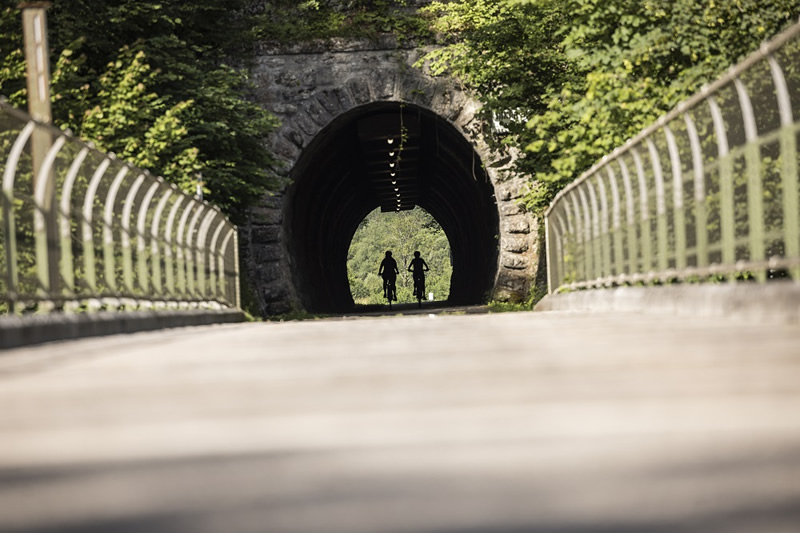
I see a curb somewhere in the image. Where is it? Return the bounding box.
[534,282,800,325]
[0,310,247,350]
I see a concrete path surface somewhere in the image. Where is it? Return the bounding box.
[0,310,799,532]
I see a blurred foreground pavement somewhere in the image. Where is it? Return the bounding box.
[0,310,799,532]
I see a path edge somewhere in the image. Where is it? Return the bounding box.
[0,310,247,350]
[534,282,800,325]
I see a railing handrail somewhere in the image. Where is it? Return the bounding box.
[1,99,240,313]
[544,18,800,294]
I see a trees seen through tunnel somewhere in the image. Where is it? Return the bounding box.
[347,208,452,305]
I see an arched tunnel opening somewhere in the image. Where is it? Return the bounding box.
[285,102,499,314]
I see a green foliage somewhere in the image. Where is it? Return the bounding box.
[347,208,452,305]
[487,300,530,313]
[421,0,800,214]
[0,1,281,221]
[253,0,432,45]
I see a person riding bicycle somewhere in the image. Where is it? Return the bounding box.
[407,251,430,299]
[379,250,399,301]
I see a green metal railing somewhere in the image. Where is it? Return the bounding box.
[545,21,800,294]
[1,101,240,314]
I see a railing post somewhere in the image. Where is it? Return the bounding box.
[121,173,145,296]
[103,165,132,293]
[594,174,612,280]
[708,96,735,277]
[150,187,174,297]
[21,2,59,302]
[606,166,625,277]
[631,148,652,274]
[136,181,161,295]
[164,194,185,298]
[185,204,206,298]
[664,124,687,271]
[684,113,708,268]
[618,159,637,276]
[2,122,36,312]
[646,137,669,273]
[734,77,766,281]
[233,226,241,309]
[59,146,89,294]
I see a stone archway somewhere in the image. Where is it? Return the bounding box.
[245,41,537,315]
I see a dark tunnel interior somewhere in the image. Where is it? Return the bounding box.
[285,102,499,313]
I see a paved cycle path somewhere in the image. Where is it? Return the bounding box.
[1,310,799,532]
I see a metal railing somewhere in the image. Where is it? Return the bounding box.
[1,100,240,314]
[545,21,800,294]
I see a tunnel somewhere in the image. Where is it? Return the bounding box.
[285,102,499,313]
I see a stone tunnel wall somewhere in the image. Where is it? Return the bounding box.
[245,38,538,315]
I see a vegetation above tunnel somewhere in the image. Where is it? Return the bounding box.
[420,0,800,215]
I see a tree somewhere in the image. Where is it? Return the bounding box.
[0,1,281,221]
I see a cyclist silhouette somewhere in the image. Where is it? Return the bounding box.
[408,251,430,303]
[379,251,399,302]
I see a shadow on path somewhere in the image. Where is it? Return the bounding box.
[345,301,489,318]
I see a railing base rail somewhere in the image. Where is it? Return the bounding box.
[0,309,246,350]
[534,281,800,326]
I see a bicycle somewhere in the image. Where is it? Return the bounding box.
[384,276,397,309]
[413,274,425,308]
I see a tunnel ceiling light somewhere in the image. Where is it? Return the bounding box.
[396,193,401,197]
[390,171,396,177]
[391,180,397,185]
[387,138,394,145]
[389,162,395,168]
[394,187,399,192]
[389,151,396,157]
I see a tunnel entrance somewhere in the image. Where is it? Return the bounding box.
[285,102,499,313]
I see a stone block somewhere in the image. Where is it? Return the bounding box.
[274,138,300,162]
[264,299,292,315]
[255,261,283,284]
[294,111,319,136]
[503,216,531,234]
[501,253,530,270]
[271,103,298,115]
[334,87,355,112]
[285,128,307,149]
[305,100,330,127]
[502,236,529,254]
[496,271,528,293]
[255,244,284,264]
[314,66,335,87]
[494,288,525,303]
[498,182,526,201]
[374,70,397,99]
[317,90,341,115]
[347,78,372,104]
[262,282,289,303]
[252,225,281,244]
[259,194,284,209]
[251,207,283,225]
[500,203,523,217]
